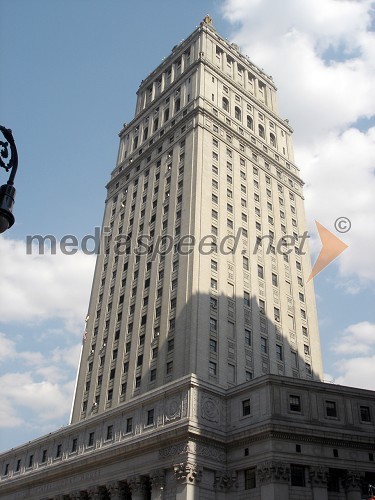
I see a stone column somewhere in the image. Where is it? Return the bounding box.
[173,462,202,500]
[309,466,329,500]
[344,471,364,500]
[107,481,126,500]
[129,475,148,500]
[257,461,290,500]
[150,469,166,500]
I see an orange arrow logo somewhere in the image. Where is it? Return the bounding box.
[307,221,349,282]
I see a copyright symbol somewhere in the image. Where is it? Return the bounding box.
[334,217,351,233]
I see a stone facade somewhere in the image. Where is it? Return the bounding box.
[1,375,374,499]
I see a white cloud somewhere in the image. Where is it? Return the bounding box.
[330,321,375,389]
[222,0,375,287]
[334,356,375,390]
[332,321,375,355]
[0,236,95,332]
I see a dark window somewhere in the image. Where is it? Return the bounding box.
[291,464,306,487]
[245,468,256,489]
[28,455,33,468]
[88,432,95,447]
[4,463,9,475]
[106,425,113,440]
[290,395,301,412]
[326,401,337,417]
[360,405,371,422]
[56,444,62,458]
[16,459,21,472]
[150,368,156,381]
[41,450,47,463]
[71,438,78,452]
[126,417,133,433]
[296,444,301,453]
[242,399,251,416]
[147,409,154,426]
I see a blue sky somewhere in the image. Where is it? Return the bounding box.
[1,0,374,452]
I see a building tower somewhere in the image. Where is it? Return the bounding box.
[71,14,323,424]
[1,17,374,500]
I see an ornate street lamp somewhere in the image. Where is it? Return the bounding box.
[0,125,18,233]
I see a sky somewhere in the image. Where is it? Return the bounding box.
[0,0,374,453]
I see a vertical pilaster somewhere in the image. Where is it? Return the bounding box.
[309,466,329,500]
[129,475,148,500]
[173,462,202,500]
[257,461,290,500]
[344,471,364,500]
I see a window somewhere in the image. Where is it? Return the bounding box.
[245,468,256,489]
[242,399,251,416]
[261,337,267,354]
[360,405,371,422]
[28,455,34,468]
[291,465,306,487]
[4,464,9,476]
[211,259,218,271]
[326,401,337,418]
[259,299,265,314]
[210,297,217,309]
[274,307,280,322]
[270,132,276,147]
[209,361,217,376]
[147,409,155,426]
[107,388,113,401]
[235,106,241,120]
[290,395,301,412]
[211,278,218,290]
[272,273,278,286]
[168,338,174,352]
[276,344,283,361]
[258,124,265,139]
[210,339,217,352]
[258,265,264,279]
[56,444,62,458]
[244,291,250,307]
[245,329,251,346]
[247,115,253,130]
[106,425,113,440]
[16,459,21,472]
[304,344,310,356]
[246,371,253,381]
[222,97,229,112]
[210,317,217,332]
[41,450,47,463]
[243,256,249,270]
[135,376,141,388]
[126,417,133,433]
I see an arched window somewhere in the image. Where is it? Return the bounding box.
[222,97,229,112]
[175,98,181,113]
[270,132,276,147]
[258,124,265,139]
[247,115,253,130]
[235,106,241,121]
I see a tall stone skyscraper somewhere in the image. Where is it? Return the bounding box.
[71,15,323,424]
[2,18,374,500]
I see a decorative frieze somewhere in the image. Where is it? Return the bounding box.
[214,470,238,490]
[344,470,364,492]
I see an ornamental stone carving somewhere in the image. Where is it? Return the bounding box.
[309,466,329,487]
[201,396,220,423]
[196,443,226,462]
[165,396,181,422]
[257,461,290,485]
[159,443,190,458]
[214,471,238,490]
[174,462,203,484]
[344,471,364,492]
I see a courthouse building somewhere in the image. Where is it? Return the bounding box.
[1,16,374,500]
